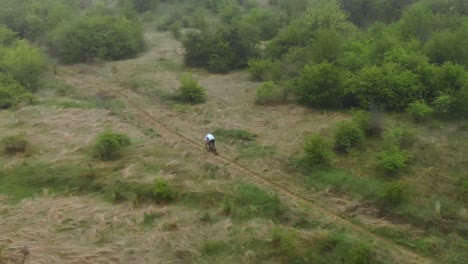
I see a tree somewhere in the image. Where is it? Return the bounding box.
[50,15,143,63]
[296,62,344,108]
[1,40,44,90]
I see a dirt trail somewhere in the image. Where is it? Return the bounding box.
[62,75,431,264]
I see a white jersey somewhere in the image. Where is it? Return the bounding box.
[205,134,215,141]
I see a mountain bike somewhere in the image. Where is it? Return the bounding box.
[205,141,218,155]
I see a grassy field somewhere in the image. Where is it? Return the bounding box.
[1,3,467,263]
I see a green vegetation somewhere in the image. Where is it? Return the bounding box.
[213,128,257,141]
[255,81,285,105]
[152,178,174,203]
[176,74,206,104]
[230,184,284,221]
[334,122,365,152]
[93,130,131,160]
[1,134,28,154]
[407,100,433,121]
[375,146,411,175]
[303,134,333,166]
[49,14,143,63]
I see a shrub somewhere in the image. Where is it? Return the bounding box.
[383,125,416,149]
[375,146,410,175]
[1,134,28,154]
[177,74,206,104]
[381,182,405,206]
[93,130,131,160]
[255,81,285,105]
[350,109,371,136]
[2,40,45,90]
[432,94,455,117]
[296,62,344,108]
[334,122,365,152]
[407,100,433,121]
[50,15,143,63]
[0,74,33,109]
[248,59,274,81]
[303,134,333,166]
[152,179,174,203]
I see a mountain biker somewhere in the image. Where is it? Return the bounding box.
[204,133,215,148]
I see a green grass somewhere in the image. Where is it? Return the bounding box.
[0,162,98,202]
[237,142,275,158]
[213,128,257,141]
[230,183,285,221]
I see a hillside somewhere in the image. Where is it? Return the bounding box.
[0,0,467,263]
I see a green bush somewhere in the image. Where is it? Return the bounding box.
[152,179,174,203]
[375,146,410,175]
[432,94,455,117]
[0,74,33,109]
[247,59,275,81]
[1,134,28,154]
[381,182,405,206]
[303,134,333,166]
[177,74,206,104]
[50,15,143,63]
[407,100,433,121]
[2,40,45,90]
[351,109,371,136]
[93,130,131,160]
[296,61,344,108]
[334,122,365,152]
[255,81,285,105]
[383,125,416,149]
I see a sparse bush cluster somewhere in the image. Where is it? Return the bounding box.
[93,130,131,160]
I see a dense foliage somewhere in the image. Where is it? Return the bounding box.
[50,15,143,63]
[93,130,131,160]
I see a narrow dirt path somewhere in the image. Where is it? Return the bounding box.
[62,75,432,264]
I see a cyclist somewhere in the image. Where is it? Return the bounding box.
[204,133,216,150]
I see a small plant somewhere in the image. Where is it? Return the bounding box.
[383,125,416,149]
[303,134,333,166]
[381,182,405,207]
[255,81,286,105]
[177,74,206,104]
[407,100,433,121]
[93,130,131,160]
[247,59,274,81]
[2,134,29,154]
[334,122,365,153]
[375,146,410,175]
[152,179,174,203]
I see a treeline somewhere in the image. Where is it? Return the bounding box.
[176,0,467,116]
